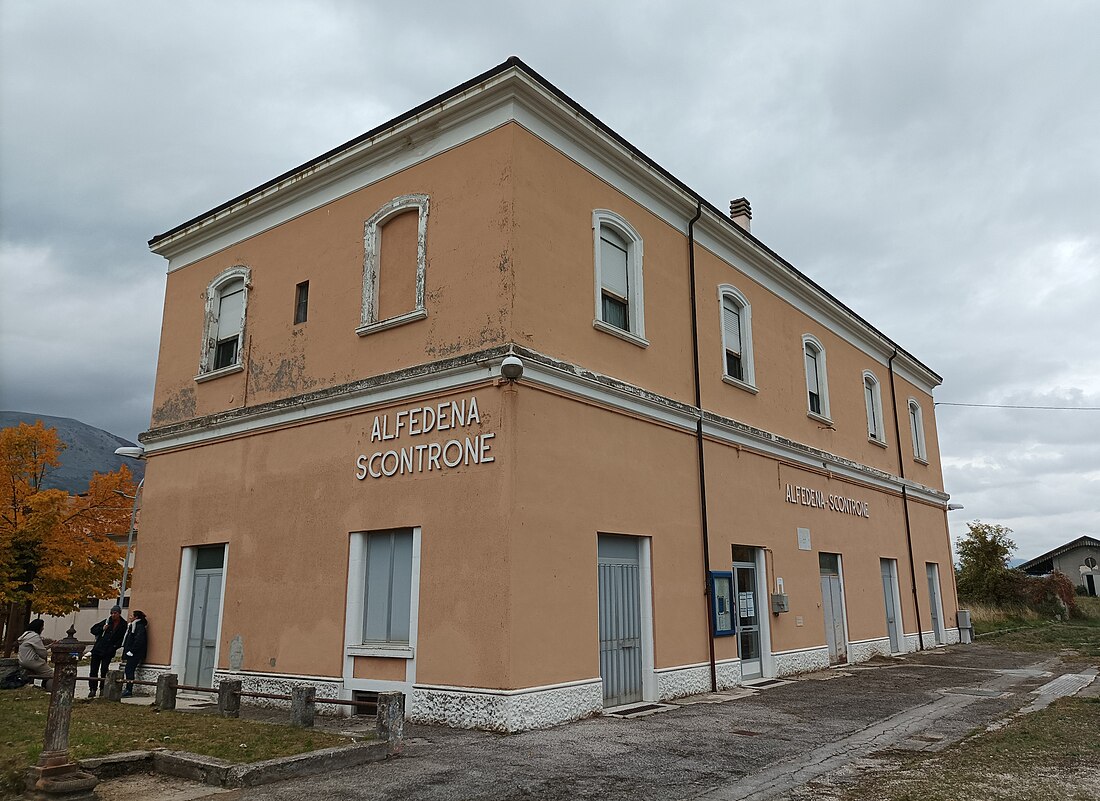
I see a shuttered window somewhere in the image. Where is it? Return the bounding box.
[600,228,630,331]
[722,296,743,381]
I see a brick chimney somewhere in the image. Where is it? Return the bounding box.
[730,197,752,232]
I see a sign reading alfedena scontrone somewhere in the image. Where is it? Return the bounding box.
[784,483,870,519]
[355,395,495,479]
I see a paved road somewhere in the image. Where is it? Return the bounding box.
[98,644,1094,801]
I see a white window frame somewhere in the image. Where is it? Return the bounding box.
[718,284,757,392]
[345,527,421,660]
[863,370,886,446]
[802,334,831,422]
[592,209,647,347]
[908,398,928,463]
[358,194,429,337]
[196,265,250,382]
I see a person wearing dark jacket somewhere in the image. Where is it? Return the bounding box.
[88,605,126,698]
[120,610,148,698]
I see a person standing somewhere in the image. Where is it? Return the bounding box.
[120,610,147,698]
[17,619,54,691]
[87,605,126,698]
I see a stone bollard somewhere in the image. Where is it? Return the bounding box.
[291,685,315,728]
[105,669,124,702]
[155,673,178,711]
[24,625,98,800]
[218,679,242,718]
[376,691,405,756]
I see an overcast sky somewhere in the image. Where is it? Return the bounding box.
[1,1,1097,561]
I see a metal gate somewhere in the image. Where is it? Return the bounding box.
[819,553,847,664]
[880,559,901,653]
[598,535,642,707]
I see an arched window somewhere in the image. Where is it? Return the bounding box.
[359,194,430,336]
[592,210,646,346]
[199,266,250,378]
[863,371,885,444]
[802,335,830,420]
[908,399,928,462]
[719,285,755,389]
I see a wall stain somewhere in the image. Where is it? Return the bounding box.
[151,385,197,426]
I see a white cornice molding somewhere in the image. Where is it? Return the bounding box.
[141,345,948,505]
[149,66,940,393]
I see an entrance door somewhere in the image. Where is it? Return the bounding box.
[880,559,901,653]
[1087,575,1097,597]
[598,535,642,707]
[184,545,225,687]
[926,563,945,645]
[732,548,761,679]
[819,553,847,664]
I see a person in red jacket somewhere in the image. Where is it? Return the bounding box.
[88,605,126,698]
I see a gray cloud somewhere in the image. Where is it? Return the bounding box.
[2,0,1098,559]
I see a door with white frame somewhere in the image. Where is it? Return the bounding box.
[598,535,644,707]
[732,545,764,680]
[926,562,946,645]
[184,545,225,687]
[819,553,848,664]
[880,558,902,653]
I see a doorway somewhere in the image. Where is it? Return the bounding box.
[819,553,847,664]
[598,535,643,707]
[926,563,945,645]
[732,546,762,679]
[880,558,902,653]
[184,545,225,687]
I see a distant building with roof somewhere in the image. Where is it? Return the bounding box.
[1019,536,1100,596]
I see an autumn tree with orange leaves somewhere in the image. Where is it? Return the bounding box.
[0,421,136,654]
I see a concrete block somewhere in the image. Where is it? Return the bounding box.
[218,679,242,718]
[291,685,315,727]
[376,691,405,756]
[155,673,178,711]
[225,742,388,788]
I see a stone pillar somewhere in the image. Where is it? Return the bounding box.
[24,625,97,800]
[376,691,405,756]
[291,685,315,728]
[105,670,124,702]
[218,679,242,718]
[155,673,178,711]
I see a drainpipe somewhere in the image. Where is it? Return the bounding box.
[686,201,717,691]
[888,347,924,651]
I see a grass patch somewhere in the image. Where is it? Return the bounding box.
[965,596,1100,658]
[841,696,1100,801]
[0,688,352,797]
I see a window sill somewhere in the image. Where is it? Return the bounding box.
[913,456,930,466]
[807,411,834,427]
[194,363,244,383]
[868,437,888,449]
[593,319,649,348]
[356,308,427,337]
[722,376,758,394]
[347,644,414,659]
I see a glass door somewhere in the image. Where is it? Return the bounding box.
[733,548,761,680]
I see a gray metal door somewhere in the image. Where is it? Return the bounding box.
[185,546,225,687]
[819,554,847,664]
[926,563,945,645]
[598,535,642,707]
[880,559,901,653]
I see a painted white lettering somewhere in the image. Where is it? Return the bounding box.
[464,436,479,465]
[400,447,413,474]
[442,439,463,468]
[437,402,450,432]
[422,404,436,434]
[408,408,421,436]
[427,442,442,471]
[467,395,480,424]
[368,452,383,479]
[381,450,399,477]
[396,410,408,436]
[356,454,368,480]
[371,417,382,443]
[480,432,494,463]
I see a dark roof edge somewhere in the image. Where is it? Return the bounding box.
[1019,535,1100,571]
[148,55,940,382]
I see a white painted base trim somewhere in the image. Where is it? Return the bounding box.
[653,658,742,700]
[773,646,831,676]
[409,679,604,732]
[848,637,896,662]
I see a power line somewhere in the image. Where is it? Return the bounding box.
[935,401,1100,411]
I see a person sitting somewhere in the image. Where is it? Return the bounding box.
[17,620,54,691]
[88,605,126,698]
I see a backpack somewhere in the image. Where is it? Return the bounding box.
[0,670,30,690]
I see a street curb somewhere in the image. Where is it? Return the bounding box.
[80,740,390,788]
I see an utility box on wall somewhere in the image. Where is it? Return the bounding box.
[771,593,790,614]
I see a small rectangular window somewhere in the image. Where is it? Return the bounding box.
[213,338,238,370]
[294,281,309,324]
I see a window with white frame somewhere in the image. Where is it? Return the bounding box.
[908,399,927,462]
[592,210,646,345]
[362,529,413,645]
[358,194,429,336]
[719,285,755,389]
[863,371,885,444]
[802,335,830,419]
[199,266,250,378]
